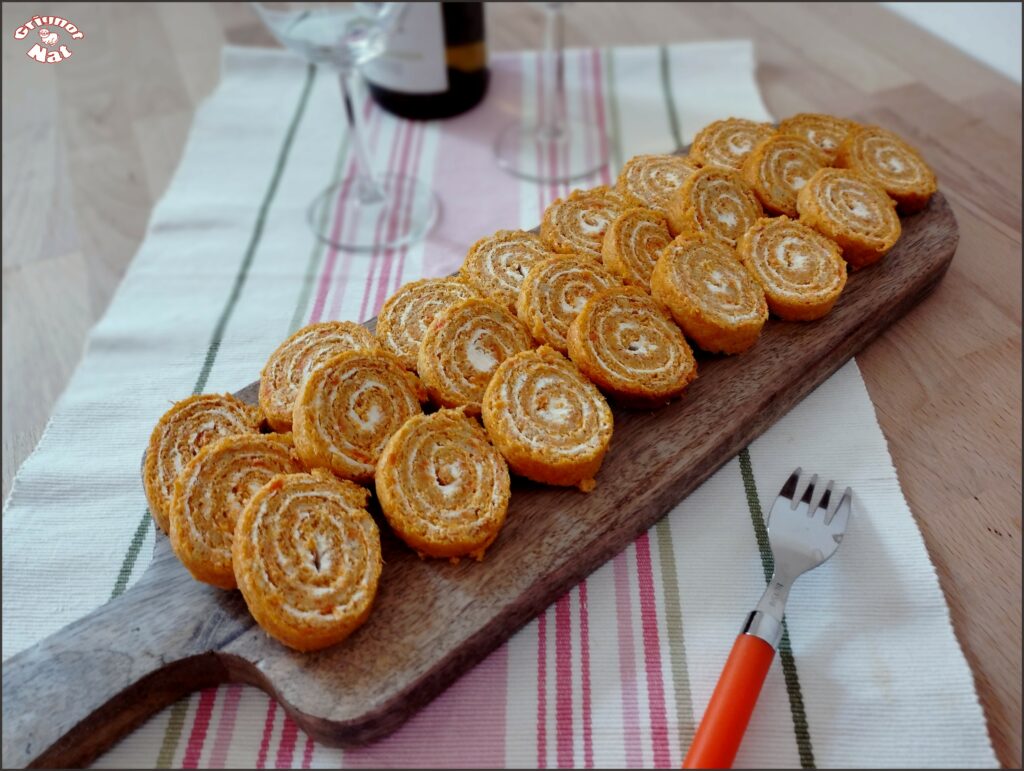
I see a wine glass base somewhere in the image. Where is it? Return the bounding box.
[307,173,439,251]
[494,120,611,183]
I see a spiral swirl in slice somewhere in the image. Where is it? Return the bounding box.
[651,235,768,354]
[666,166,764,247]
[601,207,673,289]
[778,113,858,164]
[741,135,828,217]
[259,321,378,432]
[376,277,479,370]
[796,168,901,270]
[835,125,937,213]
[376,408,511,561]
[418,297,534,414]
[567,286,697,406]
[292,350,426,483]
[583,184,639,210]
[737,217,848,321]
[482,346,613,492]
[690,118,776,171]
[516,255,621,354]
[143,393,261,533]
[616,154,700,217]
[169,433,303,589]
[233,469,380,652]
[540,188,626,261]
[461,230,553,312]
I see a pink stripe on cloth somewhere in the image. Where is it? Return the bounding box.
[421,54,526,276]
[613,550,644,768]
[206,685,243,769]
[342,646,509,768]
[635,533,671,767]
[274,713,299,769]
[555,593,574,768]
[181,688,217,768]
[578,582,594,768]
[301,735,315,768]
[537,612,549,768]
[255,699,277,769]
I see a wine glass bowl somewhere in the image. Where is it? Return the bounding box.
[252,2,439,251]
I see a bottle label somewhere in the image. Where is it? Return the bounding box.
[363,3,448,94]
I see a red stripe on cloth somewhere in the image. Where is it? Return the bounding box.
[578,582,594,768]
[274,713,299,769]
[636,532,672,766]
[255,699,277,769]
[206,684,243,768]
[613,550,644,767]
[555,593,574,768]
[181,688,217,768]
[591,47,613,188]
[384,118,427,300]
[537,611,549,768]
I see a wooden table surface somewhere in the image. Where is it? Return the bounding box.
[2,2,1020,766]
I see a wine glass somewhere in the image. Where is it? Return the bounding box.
[493,2,610,183]
[253,2,439,251]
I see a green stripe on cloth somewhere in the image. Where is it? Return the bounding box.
[156,699,189,768]
[288,131,350,334]
[659,46,684,152]
[108,64,317,604]
[654,518,696,754]
[739,448,816,768]
[602,48,624,172]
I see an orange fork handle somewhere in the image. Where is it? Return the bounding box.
[683,633,776,769]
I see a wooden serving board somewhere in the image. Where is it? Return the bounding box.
[2,193,958,768]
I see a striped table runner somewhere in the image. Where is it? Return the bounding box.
[2,42,995,768]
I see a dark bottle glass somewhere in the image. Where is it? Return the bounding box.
[363,2,489,120]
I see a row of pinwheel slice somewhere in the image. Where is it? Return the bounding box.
[141,112,936,651]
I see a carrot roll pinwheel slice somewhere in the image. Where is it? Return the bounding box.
[169,433,303,589]
[737,217,848,321]
[482,346,613,492]
[418,297,534,414]
[616,154,700,218]
[796,167,901,270]
[259,321,378,432]
[233,469,380,652]
[461,230,553,312]
[690,118,776,171]
[777,113,859,164]
[651,235,768,354]
[835,125,937,213]
[376,277,479,371]
[376,408,511,562]
[567,286,698,407]
[516,254,621,355]
[540,188,626,261]
[741,134,828,217]
[666,166,764,246]
[143,393,261,533]
[601,207,673,289]
[292,350,426,483]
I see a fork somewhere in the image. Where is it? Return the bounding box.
[683,468,852,769]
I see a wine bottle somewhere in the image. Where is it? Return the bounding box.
[362,2,489,120]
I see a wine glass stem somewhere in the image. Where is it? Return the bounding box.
[541,3,566,141]
[341,69,386,204]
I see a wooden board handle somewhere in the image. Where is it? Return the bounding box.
[1,550,251,768]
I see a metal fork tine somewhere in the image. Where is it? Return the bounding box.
[799,473,818,514]
[827,486,853,529]
[780,467,801,501]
